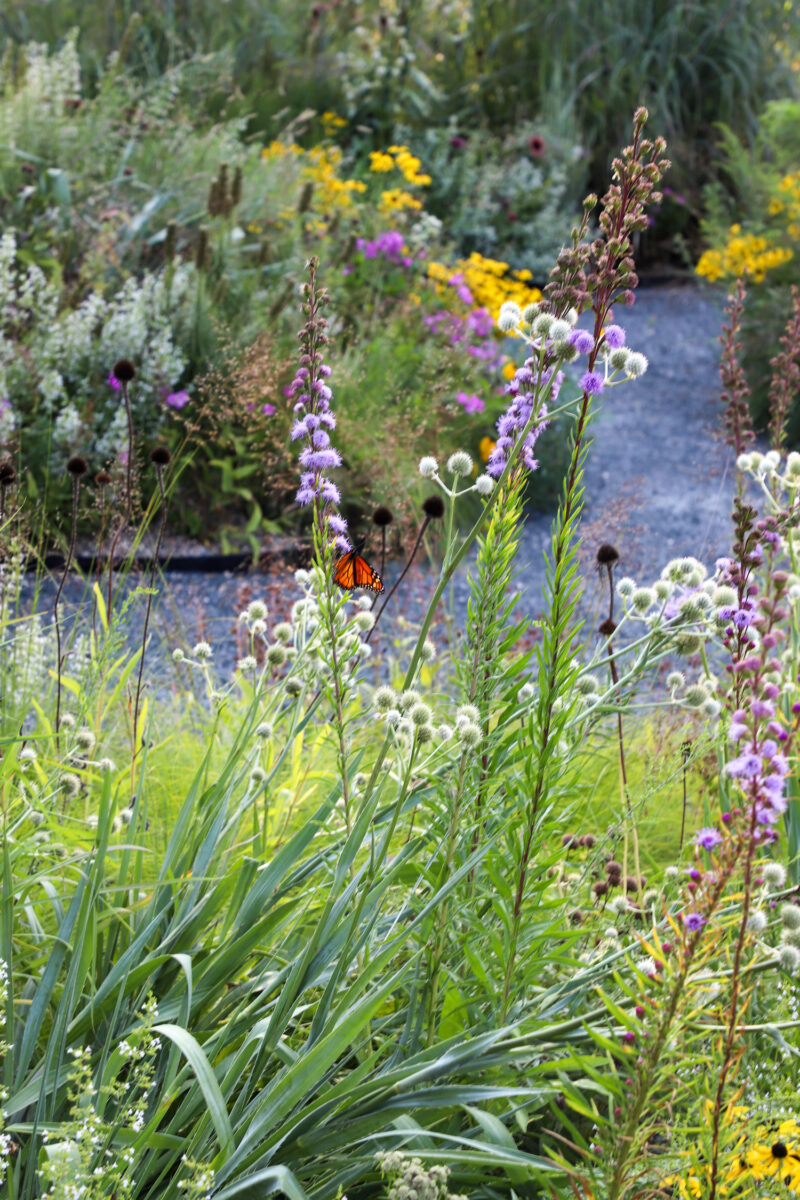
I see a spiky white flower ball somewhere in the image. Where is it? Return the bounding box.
[685,685,711,710]
[400,689,422,712]
[736,452,754,472]
[532,312,554,338]
[252,619,267,636]
[98,758,115,772]
[355,611,375,633]
[675,631,703,655]
[60,713,76,729]
[419,456,439,479]
[256,722,273,739]
[654,579,671,602]
[764,449,781,472]
[416,724,434,745]
[172,647,184,663]
[384,708,401,727]
[549,318,571,342]
[475,474,494,497]
[617,577,636,600]
[273,621,293,644]
[458,722,481,748]
[565,307,579,326]
[29,810,44,826]
[421,639,437,662]
[456,703,480,724]
[518,682,535,703]
[701,698,721,718]
[664,865,680,881]
[632,587,655,613]
[713,585,737,607]
[60,772,81,798]
[786,451,800,480]
[778,944,800,973]
[193,641,213,661]
[609,348,630,372]
[780,903,800,931]
[250,766,266,785]
[247,600,268,622]
[642,888,660,907]
[410,702,433,727]
[522,301,541,323]
[266,644,286,667]
[436,723,453,742]
[74,728,95,752]
[447,450,473,477]
[294,568,310,585]
[285,678,303,698]
[577,674,600,695]
[747,909,768,932]
[119,806,133,826]
[763,862,787,889]
[625,351,648,378]
[666,670,685,691]
[497,307,521,333]
[749,451,764,471]
[237,655,257,672]
[608,895,629,916]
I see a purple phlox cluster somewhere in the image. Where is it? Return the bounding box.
[355,230,413,268]
[456,390,484,414]
[108,370,122,392]
[165,390,191,411]
[694,826,723,852]
[447,271,474,306]
[262,403,276,416]
[290,357,350,552]
[424,308,505,371]
[486,359,559,478]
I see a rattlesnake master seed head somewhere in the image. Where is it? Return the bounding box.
[778,944,800,973]
[625,351,648,378]
[518,682,535,703]
[684,683,708,707]
[250,767,266,785]
[632,587,655,613]
[416,723,434,744]
[436,723,453,741]
[780,903,800,931]
[74,728,95,752]
[666,670,685,690]
[418,456,438,479]
[272,621,293,643]
[617,577,636,599]
[763,862,787,889]
[355,611,375,633]
[420,639,436,662]
[654,579,670,602]
[786,451,800,479]
[255,722,273,739]
[284,678,303,697]
[701,698,721,718]
[247,600,268,622]
[410,703,433,726]
[576,674,600,695]
[532,312,554,338]
[747,909,768,932]
[400,690,422,711]
[447,450,473,477]
[522,301,541,322]
[458,722,481,747]
[237,655,257,671]
[549,318,571,342]
[713,585,737,607]
[609,348,630,371]
[475,473,494,496]
[373,685,398,713]
[736,452,755,471]
[193,641,213,660]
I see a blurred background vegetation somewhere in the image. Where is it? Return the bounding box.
[1,0,799,546]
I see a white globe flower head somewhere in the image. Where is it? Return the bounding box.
[764,449,781,473]
[617,577,636,600]
[780,903,800,931]
[172,647,184,663]
[475,474,494,497]
[355,611,375,633]
[273,621,293,644]
[237,655,257,672]
[419,455,439,479]
[247,600,268,622]
[625,351,648,378]
[763,861,787,890]
[654,579,671,602]
[420,638,436,662]
[747,909,768,932]
[193,641,213,661]
[609,347,630,372]
[786,451,800,480]
[549,318,571,342]
[736,452,754,472]
[518,682,535,703]
[436,723,453,742]
[522,301,541,323]
[447,450,473,477]
[565,306,579,327]
[749,450,764,472]
[701,698,721,718]
[632,586,655,613]
[576,674,600,695]
[294,568,310,586]
[666,670,685,691]
[778,944,800,973]
[532,312,554,338]
[497,306,521,333]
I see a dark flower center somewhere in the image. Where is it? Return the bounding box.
[772,1142,788,1159]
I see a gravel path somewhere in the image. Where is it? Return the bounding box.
[23,283,736,676]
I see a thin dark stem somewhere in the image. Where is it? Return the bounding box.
[132,465,168,790]
[106,380,135,616]
[679,740,691,850]
[366,516,430,641]
[379,526,386,580]
[54,475,80,751]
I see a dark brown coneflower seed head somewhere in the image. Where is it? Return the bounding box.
[592,880,608,897]
[422,495,445,520]
[95,471,112,486]
[569,909,583,925]
[597,542,620,566]
[0,460,16,485]
[580,833,597,848]
[624,875,640,893]
[149,445,172,466]
[66,456,88,477]
[113,359,136,383]
[599,618,618,637]
[372,505,394,527]
[605,859,622,877]
[561,833,580,850]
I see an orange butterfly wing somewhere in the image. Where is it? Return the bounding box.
[333,551,384,594]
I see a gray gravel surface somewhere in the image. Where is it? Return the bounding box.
[23,283,737,676]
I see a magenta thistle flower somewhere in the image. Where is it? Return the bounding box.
[262,403,276,416]
[694,827,722,851]
[683,912,706,932]
[580,370,605,396]
[165,390,191,410]
[108,371,122,392]
[456,390,485,414]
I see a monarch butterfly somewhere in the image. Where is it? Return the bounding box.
[333,545,384,594]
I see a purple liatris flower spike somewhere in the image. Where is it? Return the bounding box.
[694,827,722,851]
[486,359,558,478]
[291,259,350,552]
